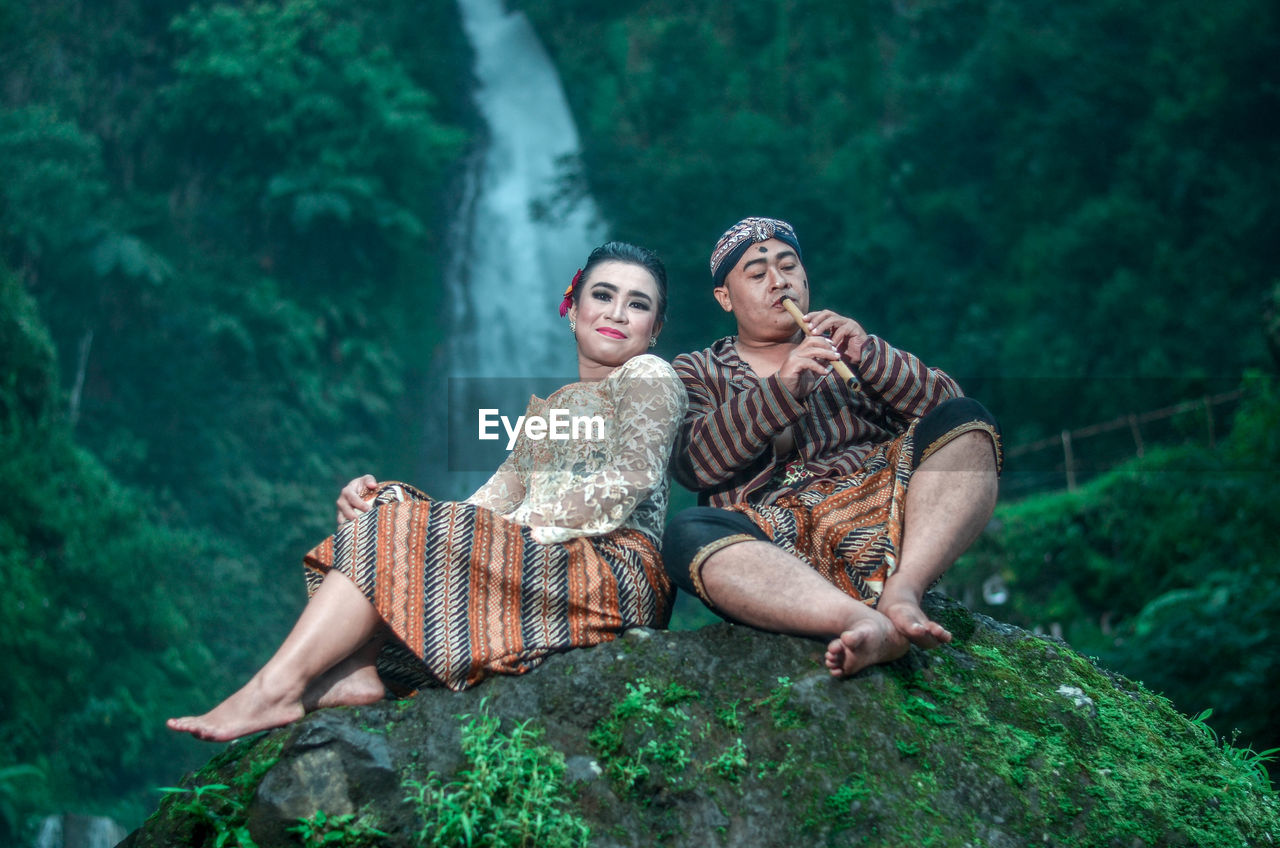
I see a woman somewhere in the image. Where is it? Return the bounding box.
[169,242,685,741]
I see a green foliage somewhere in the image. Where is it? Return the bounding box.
[515,0,1279,444]
[0,106,108,258]
[708,738,748,784]
[713,699,742,731]
[1,0,474,576]
[160,0,465,281]
[402,709,589,848]
[0,266,57,422]
[155,784,255,848]
[147,736,282,848]
[0,263,253,829]
[288,809,388,847]
[947,372,1280,765]
[911,639,1280,846]
[0,765,45,845]
[1189,709,1280,793]
[588,679,700,796]
[1266,280,1280,367]
[0,0,475,831]
[751,675,802,730]
[802,776,871,835]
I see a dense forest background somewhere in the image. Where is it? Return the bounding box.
[1,0,1277,839]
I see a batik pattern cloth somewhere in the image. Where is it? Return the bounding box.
[704,424,914,606]
[668,337,1000,608]
[670,335,969,507]
[303,354,686,692]
[708,216,802,284]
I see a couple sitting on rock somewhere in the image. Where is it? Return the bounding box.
[169,217,1003,742]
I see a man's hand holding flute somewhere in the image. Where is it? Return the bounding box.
[776,295,869,399]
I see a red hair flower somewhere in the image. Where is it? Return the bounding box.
[559,268,583,317]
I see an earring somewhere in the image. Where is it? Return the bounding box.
[648,336,658,348]
[568,320,576,333]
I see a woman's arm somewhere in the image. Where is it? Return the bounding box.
[516,356,686,535]
[464,449,526,514]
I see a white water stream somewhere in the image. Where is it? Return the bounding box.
[447,0,605,379]
[434,0,606,489]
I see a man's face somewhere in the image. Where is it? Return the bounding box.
[713,238,809,341]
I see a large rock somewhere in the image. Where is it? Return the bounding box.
[121,595,1279,847]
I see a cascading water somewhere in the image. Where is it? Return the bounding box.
[448,0,604,380]
[435,0,605,493]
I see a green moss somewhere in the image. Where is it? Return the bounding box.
[802,775,870,833]
[862,636,1280,845]
[146,734,284,847]
[402,710,588,848]
[931,601,979,643]
[750,676,803,730]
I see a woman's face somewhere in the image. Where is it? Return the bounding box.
[569,260,662,377]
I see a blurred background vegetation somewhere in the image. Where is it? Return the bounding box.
[1,0,1276,839]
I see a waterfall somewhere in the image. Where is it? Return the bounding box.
[448,0,605,380]
[435,0,606,491]
[35,815,126,848]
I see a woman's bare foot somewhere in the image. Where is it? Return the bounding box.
[302,653,386,712]
[823,611,909,677]
[877,586,952,650]
[167,673,305,742]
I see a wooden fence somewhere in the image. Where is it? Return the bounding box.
[999,389,1245,498]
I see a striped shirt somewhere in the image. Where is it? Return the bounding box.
[670,335,963,507]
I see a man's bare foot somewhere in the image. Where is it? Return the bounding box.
[823,613,909,677]
[877,588,952,649]
[167,675,305,742]
[302,654,386,712]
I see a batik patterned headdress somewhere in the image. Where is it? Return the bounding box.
[709,217,802,286]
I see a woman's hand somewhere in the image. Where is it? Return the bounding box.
[336,474,379,526]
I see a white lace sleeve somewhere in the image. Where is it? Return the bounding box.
[464,448,525,514]
[514,355,686,544]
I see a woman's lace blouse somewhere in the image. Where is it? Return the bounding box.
[464,354,686,545]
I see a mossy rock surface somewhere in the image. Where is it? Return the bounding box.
[122,595,1279,847]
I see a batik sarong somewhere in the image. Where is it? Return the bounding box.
[303,482,671,692]
[665,397,1002,609]
[722,428,912,604]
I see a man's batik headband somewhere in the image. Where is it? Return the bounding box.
[709,217,803,286]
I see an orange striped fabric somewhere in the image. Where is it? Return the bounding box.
[304,482,671,692]
[700,426,916,606]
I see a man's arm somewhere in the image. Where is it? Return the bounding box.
[669,351,807,491]
[803,308,963,419]
[855,335,964,418]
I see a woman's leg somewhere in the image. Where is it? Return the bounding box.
[167,570,383,741]
[301,633,386,711]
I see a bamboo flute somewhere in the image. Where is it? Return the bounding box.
[780,296,857,383]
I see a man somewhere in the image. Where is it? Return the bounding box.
[663,217,1001,677]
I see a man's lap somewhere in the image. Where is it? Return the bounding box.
[662,397,1001,609]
